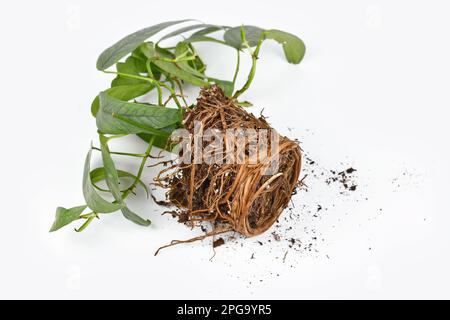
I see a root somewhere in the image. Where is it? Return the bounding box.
[154,227,232,256]
[155,85,302,252]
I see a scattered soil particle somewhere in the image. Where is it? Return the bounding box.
[213,238,225,248]
[282,251,289,263]
[325,167,358,191]
[272,232,281,241]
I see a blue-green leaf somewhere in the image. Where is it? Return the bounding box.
[190,26,227,37]
[264,29,306,64]
[158,24,214,42]
[96,92,181,135]
[83,149,124,213]
[223,26,265,49]
[96,20,191,70]
[91,83,153,116]
[49,205,87,232]
[183,35,235,48]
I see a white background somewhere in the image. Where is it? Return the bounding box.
[1,0,449,299]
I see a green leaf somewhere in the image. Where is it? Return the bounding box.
[111,56,149,87]
[99,135,122,201]
[121,207,151,226]
[99,135,151,226]
[155,45,176,59]
[96,20,191,70]
[116,56,146,75]
[264,29,306,64]
[223,26,265,49]
[158,24,214,42]
[173,43,206,78]
[91,83,153,116]
[208,78,234,97]
[96,92,181,135]
[153,60,208,87]
[137,124,177,150]
[49,205,87,232]
[139,42,157,59]
[90,167,149,198]
[83,149,124,213]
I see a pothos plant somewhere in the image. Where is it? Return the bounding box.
[50,20,306,233]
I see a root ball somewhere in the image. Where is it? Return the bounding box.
[157,85,301,245]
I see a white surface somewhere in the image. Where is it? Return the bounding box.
[1,0,450,299]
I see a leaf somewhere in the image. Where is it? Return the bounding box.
[90,167,149,198]
[264,29,306,64]
[155,45,176,59]
[49,205,87,232]
[83,149,124,213]
[110,56,149,87]
[121,207,151,226]
[137,123,177,150]
[223,26,265,49]
[184,35,236,48]
[174,43,206,78]
[158,24,214,42]
[153,60,208,87]
[99,135,151,226]
[208,78,234,96]
[96,20,191,70]
[131,45,162,79]
[91,83,153,116]
[190,26,226,37]
[96,92,181,135]
[116,56,146,74]
[99,135,122,201]
[139,42,157,59]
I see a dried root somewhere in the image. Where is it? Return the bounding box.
[155,86,301,254]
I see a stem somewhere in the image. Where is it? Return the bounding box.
[75,217,94,232]
[187,43,205,72]
[232,49,241,88]
[79,212,96,219]
[104,71,182,109]
[174,79,189,108]
[160,82,183,109]
[145,60,154,78]
[233,33,264,99]
[122,136,155,199]
[145,61,163,105]
[104,70,153,83]
[158,55,196,63]
[91,147,146,158]
[155,83,163,106]
[174,50,190,61]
